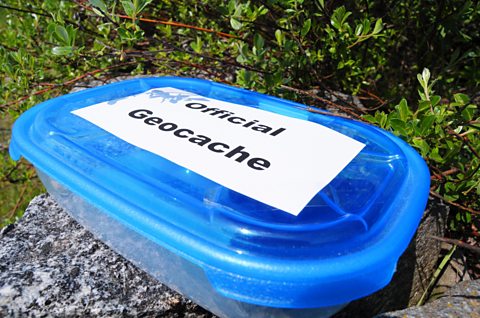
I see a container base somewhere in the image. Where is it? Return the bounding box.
[38,169,347,318]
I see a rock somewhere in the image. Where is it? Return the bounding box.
[375,279,480,318]
[324,90,366,111]
[1,193,452,318]
[0,194,214,318]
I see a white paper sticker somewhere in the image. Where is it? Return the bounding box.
[72,87,365,216]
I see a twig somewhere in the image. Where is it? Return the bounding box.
[280,85,368,121]
[347,34,376,49]
[63,61,135,85]
[2,163,36,184]
[79,2,238,39]
[362,101,388,112]
[0,3,50,18]
[465,163,480,181]
[358,88,388,108]
[165,42,269,74]
[0,86,59,110]
[120,49,174,57]
[429,190,480,215]
[0,61,137,110]
[175,60,233,84]
[417,245,456,306]
[447,126,480,160]
[324,88,368,115]
[124,15,239,39]
[2,162,22,182]
[428,235,480,254]
[430,167,460,181]
[81,1,121,28]
[6,182,29,220]
[311,82,369,114]
[305,107,364,121]
[0,3,103,38]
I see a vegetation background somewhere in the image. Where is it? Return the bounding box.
[1,0,479,295]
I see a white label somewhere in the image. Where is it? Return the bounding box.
[72,87,365,216]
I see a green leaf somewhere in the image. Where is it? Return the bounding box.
[362,19,371,35]
[275,29,284,46]
[372,18,383,34]
[461,104,476,121]
[301,19,312,37]
[52,46,73,55]
[417,73,425,88]
[331,6,351,31]
[134,0,153,14]
[190,36,203,54]
[363,114,377,123]
[430,95,441,107]
[418,100,431,113]
[47,23,56,38]
[390,118,409,136]
[233,4,243,17]
[227,0,235,14]
[417,68,434,102]
[254,33,264,50]
[429,147,444,163]
[265,71,283,87]
[396,98,411,121]
[117,27,135,41]
[445,192,459,202]
[235,42,249,63]
[240,42,249,57]
[454,93,470,105]
[465,212,472,223]
[236,54,245,63]
[230,18,242,30]
[412,138,430,156]
[355,24,363,36]
[375,111,388,128]
[422,68,431,85]
[121,0,135,17]
[89,0,107,13]
[419,115,436,135]
[256,5,269,16]
[54,25,70,45]
[92,7,106,17]
[65,25,77,46]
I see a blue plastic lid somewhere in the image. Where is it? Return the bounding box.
[10,77,430,308]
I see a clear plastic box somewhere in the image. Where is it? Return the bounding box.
[10,77,430,317]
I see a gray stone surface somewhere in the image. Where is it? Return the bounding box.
[0,194,214,317]
[376,279,480,318]
[2,193,469,318]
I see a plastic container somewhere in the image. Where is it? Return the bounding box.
[10,77,430,318]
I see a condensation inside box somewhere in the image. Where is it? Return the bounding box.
[38,170,346,318]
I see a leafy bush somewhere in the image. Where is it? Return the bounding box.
[365,68,480,233]
[0,0,479,243]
